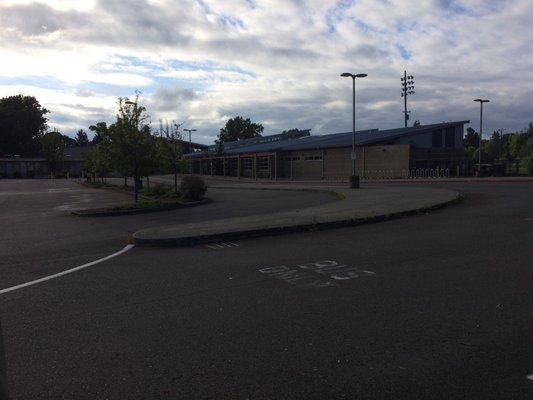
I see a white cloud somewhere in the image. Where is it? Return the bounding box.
[1,0,97,11]
[0,0,531,140]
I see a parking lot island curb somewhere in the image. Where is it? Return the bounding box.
[71,198,212,217]
[133,186,460,247]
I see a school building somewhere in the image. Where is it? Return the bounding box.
[188,120,469,180]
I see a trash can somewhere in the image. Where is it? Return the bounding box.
[134,178,143,191]
[349,175,360,189]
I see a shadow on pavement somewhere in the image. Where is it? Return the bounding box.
[0,319,8,399]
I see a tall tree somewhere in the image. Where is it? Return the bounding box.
[75,129,89,146]
[0,95,49,156]
[41,130,65,175]
[89,122,108,145]
[89,121,131,186]
[218,116,263,143]
[62,134,77,147]
[508,133,527,160]
[463,127,480,148]
[527,121,533,138]
[157,122,183,193]
[486,130,504,161]
[103,95,156,202]
[83,145,111,182]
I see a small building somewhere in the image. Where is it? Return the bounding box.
[188,120,469,180]
[0,146,92,178]
[0,139,208,179]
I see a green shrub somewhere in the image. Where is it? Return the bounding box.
[142,184,169,197]
[179,176,207,201]
[520,156,533,175]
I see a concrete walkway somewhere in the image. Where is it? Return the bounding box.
[133,184,460,246]
[147,174,533,188]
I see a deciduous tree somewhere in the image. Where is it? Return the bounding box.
[0,95,49,156]
[76,129,89,146]
[157,122,183,193]
[41,130,65,175]
[218,116,263,143]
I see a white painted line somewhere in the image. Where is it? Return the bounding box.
[0,244,135,296]
[204,242,239,250]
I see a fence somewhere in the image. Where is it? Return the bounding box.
[359,168,451,179]
[405,168,451,179]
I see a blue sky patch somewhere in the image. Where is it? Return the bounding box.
[396,44,412,60]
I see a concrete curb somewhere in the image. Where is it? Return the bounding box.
[133,191,461,247]
[210,185,346,200]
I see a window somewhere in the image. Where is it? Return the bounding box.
[431,130,442,147]
[257,157,270,171]
[285,157,300,162]
[242,157,253,170]
[445,127,455,147]
[304,155,322,161]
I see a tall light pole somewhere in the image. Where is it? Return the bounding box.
[473,98,489,176]
[401,71,415,128]
[341,72,367,188]
[183,128,196,174]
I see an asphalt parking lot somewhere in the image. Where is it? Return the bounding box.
[1,179,531,399]
[0,179,335,288]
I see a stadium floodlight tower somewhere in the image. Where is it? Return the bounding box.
[473,98,490,176]
[340,72,367,188]
[401,71,415,128]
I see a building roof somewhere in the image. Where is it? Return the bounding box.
[178,139,208,149]
[206,129,311,152]
[190,121,469,157]
[0,157,47,162]
[64,145,94,159]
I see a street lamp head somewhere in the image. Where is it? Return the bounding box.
[474,98,490,103]
[355,73,368,78]
[341,72,353,78]
[124,100,136,105]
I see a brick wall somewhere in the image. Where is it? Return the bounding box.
[280,145,410,180]
[361,145,410,179]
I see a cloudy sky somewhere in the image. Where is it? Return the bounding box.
[0,0,531,143]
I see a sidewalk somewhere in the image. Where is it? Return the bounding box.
[133,185,460,246]
[150,174,533,188]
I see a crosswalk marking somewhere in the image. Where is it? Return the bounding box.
[204,242,239,250]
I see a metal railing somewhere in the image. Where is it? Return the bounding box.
[404,168,451,179]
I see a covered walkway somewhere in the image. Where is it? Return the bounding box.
[191,152,279,180]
